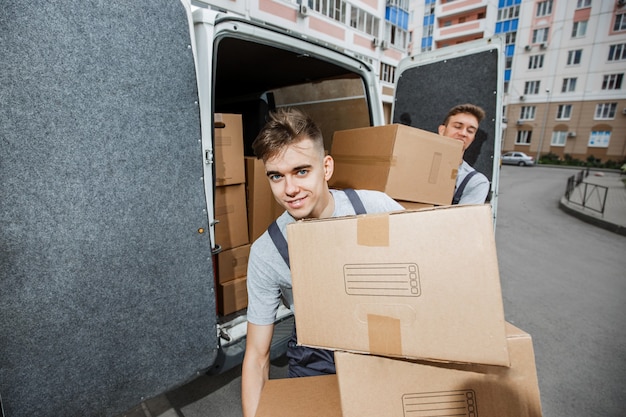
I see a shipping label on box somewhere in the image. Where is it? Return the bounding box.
[214,113,245,186]
[329,124,463,205]
[334,322,543,417]
[217,244,250,284]
[215,183,249,251]
[286,204,509,366]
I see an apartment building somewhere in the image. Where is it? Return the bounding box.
[506,0,626,164]
[192,0,411,115]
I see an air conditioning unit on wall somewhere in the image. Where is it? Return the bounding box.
[298,4,309,16]
[568,132,577,138]
[372,38,379,47]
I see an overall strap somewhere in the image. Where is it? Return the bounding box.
[268,220,290,268]
[452,170,477,205]
[269,188,365,267]
[343,188,366,215]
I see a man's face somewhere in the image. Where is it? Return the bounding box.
[438,112,480,151]
[263,137,334,220]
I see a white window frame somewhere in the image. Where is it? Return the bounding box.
[562,77,577,93]
[520,106,536,120]
[588,131,611,148]
[614,13,626,32]
[556,104,573,120]
[567,50,582,65]
[515,130,532,145]
[536,0,553,17]
[602,74,624,90]
[608,43,626,61]
[497,5,520,21]
[594,103,617,119]
[350,6,379,36]
[551,131,567,147]
[532,27,549,43]
[524,80,541,95]
[572,20,587,38]
[528,54,544,69]
[576,0,591,8]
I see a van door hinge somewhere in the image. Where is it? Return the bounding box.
[204,148,213,165]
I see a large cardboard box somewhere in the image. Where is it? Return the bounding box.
[255,375,342,417]
[215,113,245,186]
[215,184,249,251]
[287,204,509,366]
[329,124,463,205]
[217,244,250,284]
[245,157,284,242]
[334,322,543,417]
[218,276,248,316]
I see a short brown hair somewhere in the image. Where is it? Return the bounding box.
[442,104,486,126]
[252,107,324,162]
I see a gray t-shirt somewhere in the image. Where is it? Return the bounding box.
[246,189,404,325]
[455,160,490,205]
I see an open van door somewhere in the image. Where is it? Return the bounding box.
[0,2,218,416]
[391,37,504,223]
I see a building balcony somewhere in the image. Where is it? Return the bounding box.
[435,19,486,42]
[435,0,488,19]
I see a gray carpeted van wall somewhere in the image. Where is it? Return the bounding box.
[0,1,218,416]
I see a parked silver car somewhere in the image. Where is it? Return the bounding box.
[502,151,535,166]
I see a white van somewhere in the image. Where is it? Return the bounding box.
[0,1,502,416]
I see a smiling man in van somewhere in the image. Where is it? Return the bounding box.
[241,108,403,417]
[438,103,490,205]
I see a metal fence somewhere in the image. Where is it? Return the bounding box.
[564,168,608,215]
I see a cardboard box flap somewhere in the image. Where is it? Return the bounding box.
[287,204,509,366]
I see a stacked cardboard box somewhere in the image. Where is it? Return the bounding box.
[214,115,286,316]
[255,205,543,416]
[245,157,284,243]
[329,124,463,206]
[214,113,249,315]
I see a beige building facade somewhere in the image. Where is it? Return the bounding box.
[504,0,626,164]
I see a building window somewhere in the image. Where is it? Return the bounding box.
[562,78,577,92]
[588,131,611,148]
[595,103,617,119]
[311,0,346,23]
[532,27,549,43]
[608,43,626,61]
[385,22,409,49]
[516,130,532,145]
[572,21,587,38]
[506,56,513,70]
[602,74,624,90]
[380,63,396,83]
[614,13,626,32]
[505,32,516,45]
[536,1,553,17]
[551,131,567,147]
[350,6,379,36]
[557,104,573,120]
[576,0,591,7]
[528,54,544,69]
[567,50,582,65]
[497,5,520,21]
[524,81,541,95]
[520,106,536,120]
